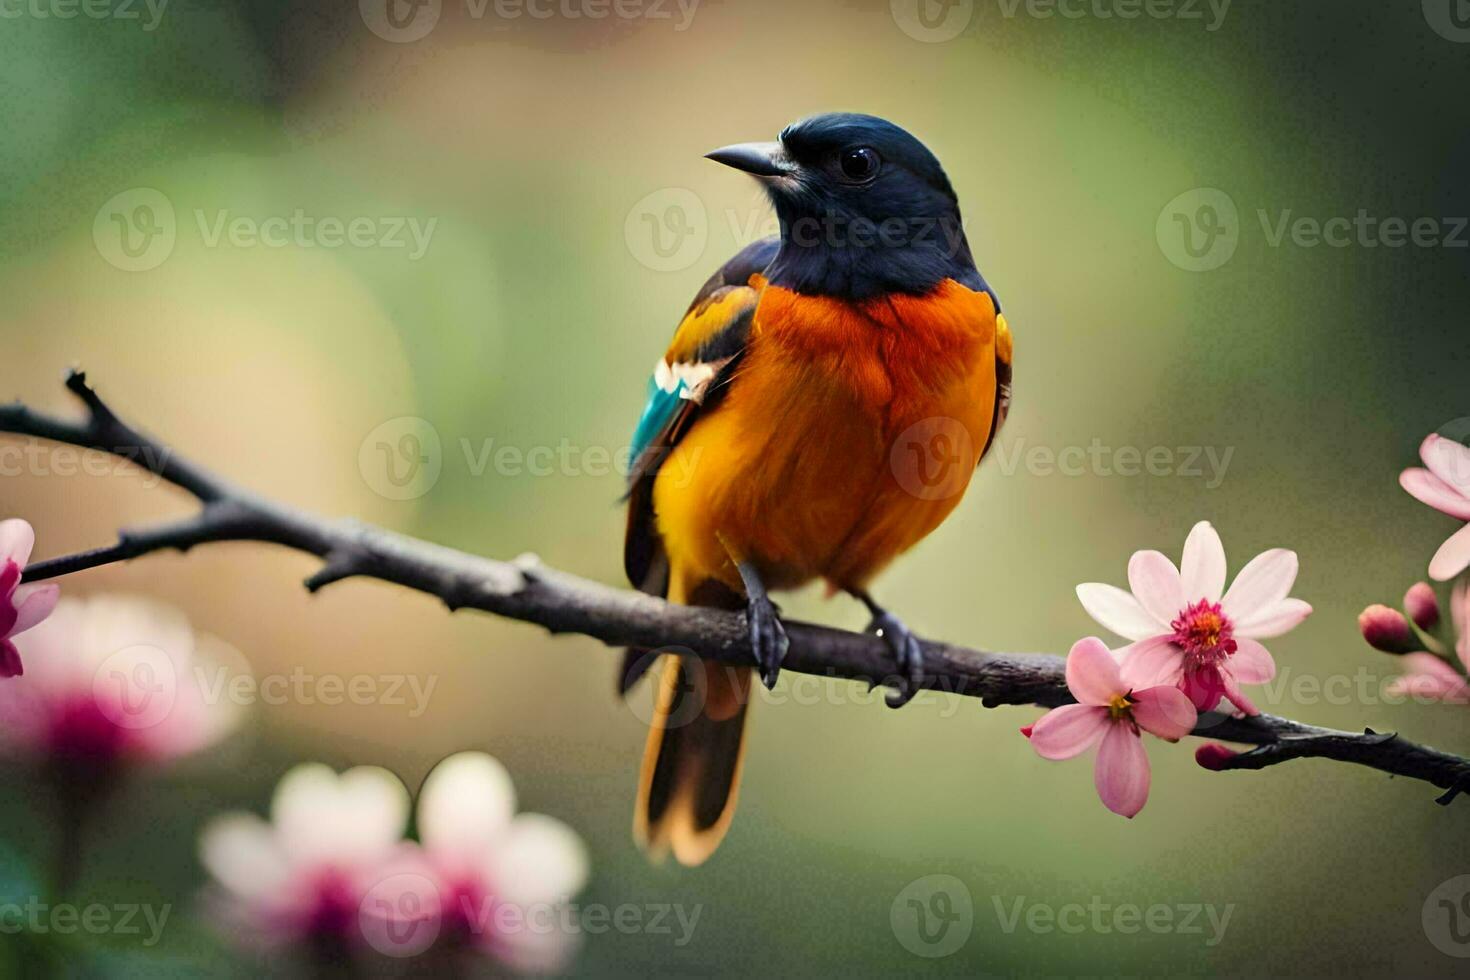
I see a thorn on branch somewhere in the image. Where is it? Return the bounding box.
[1435,772,1470,806]
[305,551,360,593]
[64,368,119,429]
[512,552,545,578]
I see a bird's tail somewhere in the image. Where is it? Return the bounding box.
[632,578,751,866]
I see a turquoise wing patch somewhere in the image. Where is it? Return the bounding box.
[630,373,688,465]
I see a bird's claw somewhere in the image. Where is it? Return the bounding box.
[869,611,924,708]
[747,595,789,690]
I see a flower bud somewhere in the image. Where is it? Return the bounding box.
[1404,582,1440,631]
[1194,743,1239,771]
[1019,724,1034,739]
[1358,604,1415,654]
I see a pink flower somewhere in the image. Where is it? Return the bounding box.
[1385,581,1470,704]
[1077,521,1312,716]
[0,595,245,764]
[0,519,60,678]
[1400,433,1470,581]
[200,763,414,947]
[1026,637,1197,818]
[409,752,589,972]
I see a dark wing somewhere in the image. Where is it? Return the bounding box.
[622,237,777,598]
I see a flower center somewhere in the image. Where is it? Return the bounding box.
[1106,693,1134,724]
[1171,599,1237,669]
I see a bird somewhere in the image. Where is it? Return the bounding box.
[620,112,1013,865]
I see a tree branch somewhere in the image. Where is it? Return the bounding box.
[3,370,1468,802]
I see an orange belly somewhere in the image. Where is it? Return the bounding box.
[652,279,999,596]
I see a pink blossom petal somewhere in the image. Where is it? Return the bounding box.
[272,764,410,869]
[490,922,584,976]
[1421,434,1470,496]
[0,562,18,606]
[0,639,21,678]
[1076,583,1167,641]
[199,813,293,902]
[1118,635,1184,690]
[1400,468,1470,520]
[1429,523,1470,582]
[483,813,590,910]
[1402,652,1467,686]
[1129,686,1197,741]
[1388,654,1470,703]
[356,845,446,956]
[1180,668,1226,713]
[417,751,516,870]
[1220,673,1260,716]
[0,575,15,636]
[9,583,59,637]
[0,520,35,569]
[1065,637,1125,706]
[1233,598,1312,640]
[1093,724,1150,818]
[1228,638,1277,684]
[1028,704,1110,759]
[1179,521,1227,603]
[1221,549,1299,622]
[1128,551,1185,625]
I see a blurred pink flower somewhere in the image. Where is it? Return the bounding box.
[0,519,60,678]
[1077,521,1312,715]
[1385,581,1470,704]
[411,751,590,972]
[202,754,591,971]
[1400,434,1470,581]
[0,595,244,764]
[200,763,413,946]
[1025,638,1196,818]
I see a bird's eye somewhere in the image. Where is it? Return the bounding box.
[838,146,880,183]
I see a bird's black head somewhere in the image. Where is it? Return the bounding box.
[706,113,982,299]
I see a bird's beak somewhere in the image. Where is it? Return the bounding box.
[704,141,791,178]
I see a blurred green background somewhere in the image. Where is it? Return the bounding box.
[2,0,1469,975]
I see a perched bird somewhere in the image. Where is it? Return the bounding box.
[622,113,1012,865]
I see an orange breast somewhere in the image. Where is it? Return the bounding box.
[653,278,999,596]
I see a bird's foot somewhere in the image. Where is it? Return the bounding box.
[747,592,789,690]
[867,609,925,709]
